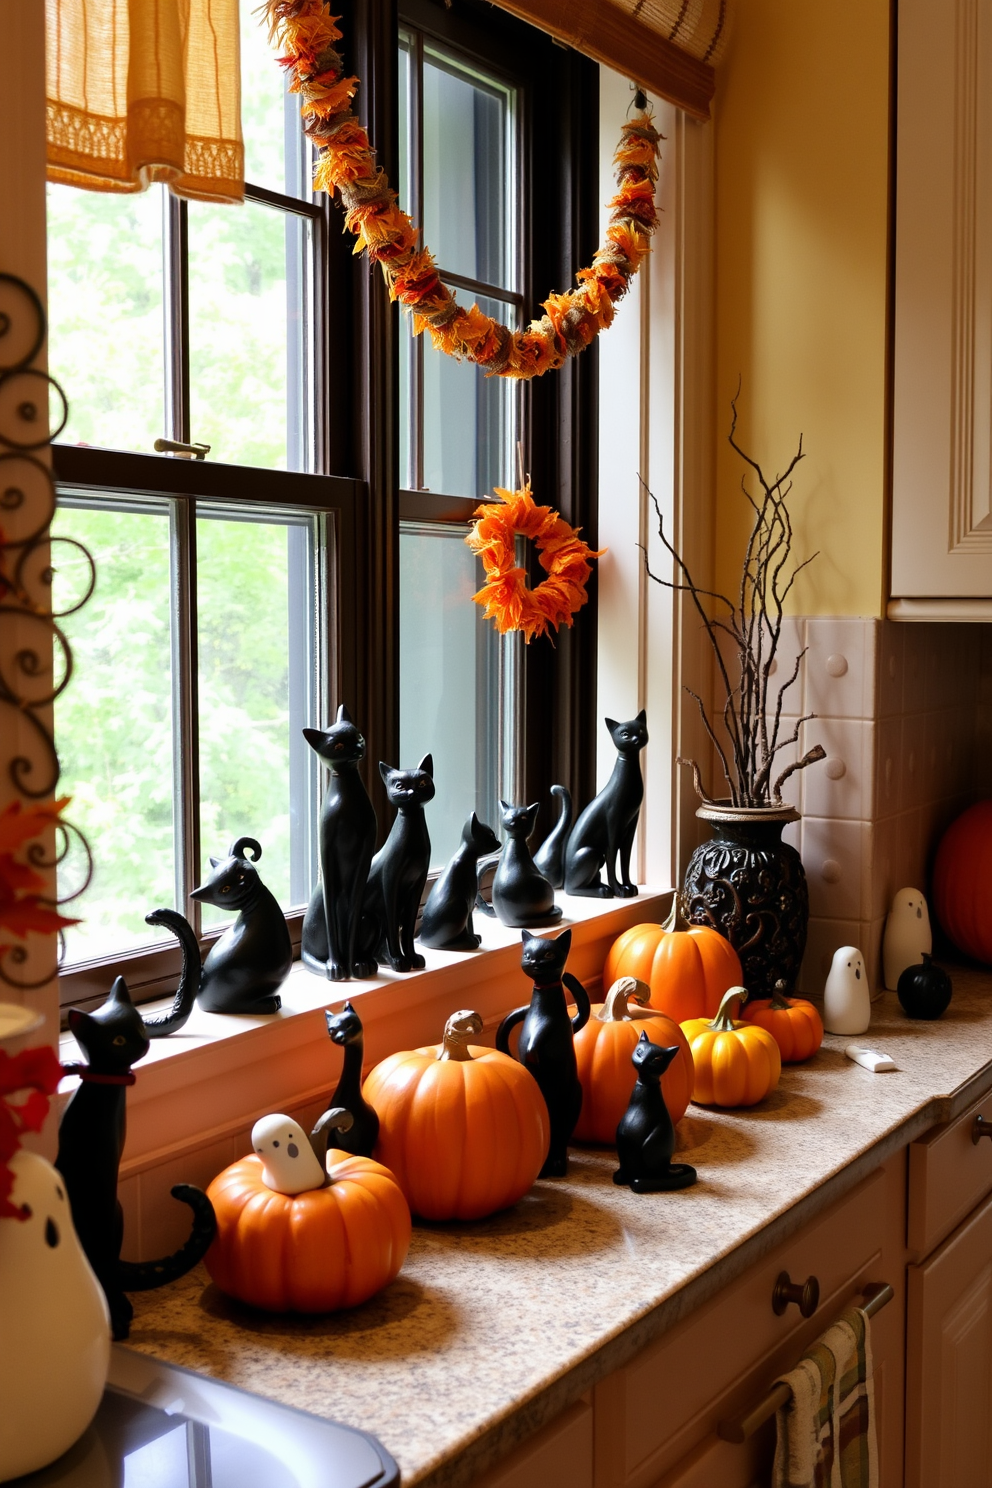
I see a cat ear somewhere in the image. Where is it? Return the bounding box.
[554,928,572,957]
[209,857,220,869]
[343,999,355,1014]
[636,1028,650,1045]
[636,708,647,723]
[605,717,618,732]
[499,799,510,813]
[67,1007,94,1037]
[337,703,353,723]
[302,727,323,748]
[418,754,434,777]
[379,761,392,784]
[521,929,535,943]
[108,976,133,1006]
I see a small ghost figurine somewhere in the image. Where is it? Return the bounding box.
[883,887,932,991]
[823,946,872,1035]
[252,1113,327,1195]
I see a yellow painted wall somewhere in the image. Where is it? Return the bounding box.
[713,0,890,617]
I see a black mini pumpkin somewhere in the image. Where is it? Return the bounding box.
[897,954,952,1021]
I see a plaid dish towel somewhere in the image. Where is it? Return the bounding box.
[772,1307,878,1488]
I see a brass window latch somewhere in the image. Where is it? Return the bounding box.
[154,438,211,460]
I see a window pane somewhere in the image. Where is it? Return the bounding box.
[46,184,165,455]
[240,0,307,198]
[53,501,177,963]
[422,293,515,498]
[187,199,309,471]
[399,525,499,867]
[196,509,317,929]
[422,50,513,290]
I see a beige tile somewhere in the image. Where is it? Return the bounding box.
[801,815,869,920]
[804,617,875,722]
[801,717,874,822]
[875,714,902,819]
[877,620,904,719]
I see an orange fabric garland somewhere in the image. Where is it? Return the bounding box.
[466,486,604,642]
[264,1,662,380]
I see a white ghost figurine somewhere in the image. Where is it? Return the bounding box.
[0,1150,110,1481]
[252,1113,326,1195]
[883,887,932,991]
[823,946,872,1035]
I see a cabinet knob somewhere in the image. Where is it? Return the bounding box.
[772,1270,820,1318]
[972,1115,992,1145]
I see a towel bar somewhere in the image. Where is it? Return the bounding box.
[716,1281,894,1445]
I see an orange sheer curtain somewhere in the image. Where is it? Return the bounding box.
[45,0,244,202]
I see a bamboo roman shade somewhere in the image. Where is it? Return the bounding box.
[45,0,244,202]
[493,0,732,120]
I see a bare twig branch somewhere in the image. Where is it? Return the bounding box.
[676,757,716,804]
[772,744,826,801]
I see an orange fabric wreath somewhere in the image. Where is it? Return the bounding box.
[264,1,661,381]
[465,486,604,642]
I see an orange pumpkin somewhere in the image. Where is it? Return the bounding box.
[363,1009,551,1220]
[603,899,744,1024]
[743,982,823,1063]
[933,801,992,965]
[680,988,781,1107]
[205,1110,411,1313]
[573,977,694,1142]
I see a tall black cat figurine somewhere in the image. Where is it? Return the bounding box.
[57,978,216,1340]
[564,711,648,898]
[302,706,378,980]
[491,801,561,928]
[614,1033,698,1193]
[323,1001,379,1157]
[496,929,590,1177]
[533,785,572,891]
[419,812,501,950]
[355,757,435,973]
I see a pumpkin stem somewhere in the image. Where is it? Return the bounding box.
[310,1106,356,1177]
[439,1009,484,1061]
[709,987,746,1032]
[661,892,691,934]
[599,977,652,1022]
[768,979,792,1011]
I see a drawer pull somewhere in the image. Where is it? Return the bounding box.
[972,1115,992,1145]
[772,1270,819,1318]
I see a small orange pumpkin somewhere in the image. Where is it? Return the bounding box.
[573,978,694,1142]
[363,1010,551,1220]
[205,1110,411,1313]
[743,981,823,1063]
[680,988,781,1107]
[603,899,744,1025]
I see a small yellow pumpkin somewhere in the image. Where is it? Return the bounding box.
[680,988,781,1107]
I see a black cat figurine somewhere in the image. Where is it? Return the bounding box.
[533,785,572,890]
[564,711,648,898]
[302,706,378,980]
[323,1001,379,1157]
[57,977,216,1340]
[490,801,561,928]
[355,757,435,973]
[496,929,590,1177]
[419,812,501,950]
[614,1032,698,1193]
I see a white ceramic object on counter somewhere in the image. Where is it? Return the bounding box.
[823,946,872,1035]
[0,1151,110,1482]
[882,888,932,991]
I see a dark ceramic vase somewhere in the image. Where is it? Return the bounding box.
[682,802,808,998]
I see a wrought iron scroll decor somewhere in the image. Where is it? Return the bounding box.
[0,272,93,988]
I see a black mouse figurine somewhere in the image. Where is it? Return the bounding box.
[355,757,435,973]
[323,1001,379,1157]
[614,1032,698,1193]
[419,812,501,950]
[489,801,561,928]
[302,705,378,980]
[57,977,217,1340]
[533,784,572,890]
[496,929,590,1177]
[564,711,648,898]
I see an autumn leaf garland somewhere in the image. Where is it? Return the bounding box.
[0,798,80,946]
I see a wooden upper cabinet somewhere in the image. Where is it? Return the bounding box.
[891,0,992,611]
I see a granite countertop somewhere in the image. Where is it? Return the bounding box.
[126,970,992,1488]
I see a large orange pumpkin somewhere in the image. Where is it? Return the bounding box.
[205,1110,411,1313]
[363,1009,551,1220]
[933,801,992,965]
[743,982,823,1063]
[680,988,781,1107]
[603,899,744,1024]
[573,978,694,1142]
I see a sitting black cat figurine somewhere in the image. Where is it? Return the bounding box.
[490,801,561,928]
[302,706,378,980]
[419,813,501,950]
[355,757,435,973]
[496,929,590,1177]
[323,1001,379,1157]
[533,785,572,890]
[564,711,648,898]
[57,977,216,1340]
[614,1033,697,1193]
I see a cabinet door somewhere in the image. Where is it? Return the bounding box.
[906,1189,992,1487]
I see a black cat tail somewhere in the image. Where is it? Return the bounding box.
[533,785,572,890]
[118,1185,217,1292]
[141,909,202,1037]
